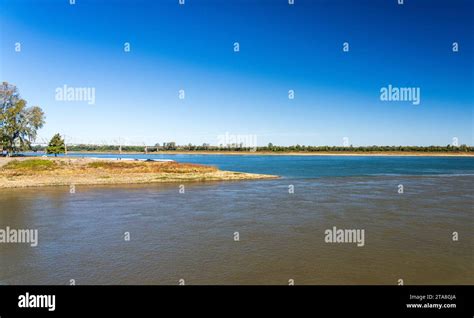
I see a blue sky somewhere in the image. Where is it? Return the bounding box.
[0,0,473,146]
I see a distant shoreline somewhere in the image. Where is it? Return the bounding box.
[52,151,474,157]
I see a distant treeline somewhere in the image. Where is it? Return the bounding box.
[30,144,474,153]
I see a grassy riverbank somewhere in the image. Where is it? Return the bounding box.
[0,158,277,188]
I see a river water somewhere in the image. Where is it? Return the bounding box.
[0,154,473,284]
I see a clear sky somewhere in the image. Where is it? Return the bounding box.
[0,0,473,146]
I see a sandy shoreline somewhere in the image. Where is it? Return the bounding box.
[0,157,278,189]
[60,151,474,157]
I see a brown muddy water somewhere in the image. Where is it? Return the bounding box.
[0,174,472,285]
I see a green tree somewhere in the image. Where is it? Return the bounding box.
[46,133,65,157]
[0,82,45,155]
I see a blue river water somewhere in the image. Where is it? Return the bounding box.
[23,152,474,178]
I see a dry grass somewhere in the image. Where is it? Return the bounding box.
[86,161,217,173]
[0,158,277,188]
[3,159,58,171]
